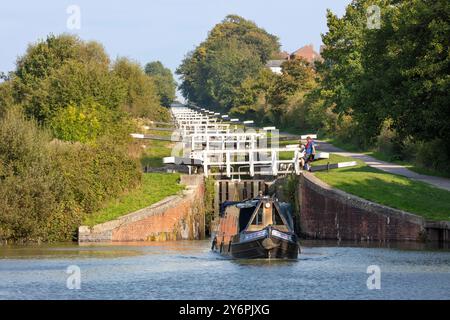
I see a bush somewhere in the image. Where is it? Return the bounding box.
[50,138,141,214]
[0,108,142,242]
[415,139,450,175]
[34,59,126,121]
[48,100,116,143]
[375,120,404,161]
[0,107,81,242]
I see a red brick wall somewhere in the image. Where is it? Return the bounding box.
[111,190,204,241]
[298,173,425,241]
[79,175,205,242]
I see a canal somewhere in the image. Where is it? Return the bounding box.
[1,240,449,300]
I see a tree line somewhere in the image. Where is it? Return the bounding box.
[177,2,449,174]
[0,34,176,242]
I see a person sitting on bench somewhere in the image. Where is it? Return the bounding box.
[304,136,316,171]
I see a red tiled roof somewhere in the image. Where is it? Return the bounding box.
[291,44,322,63]
[272,51,290,60]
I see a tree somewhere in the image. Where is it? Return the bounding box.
[0,107,141,242]
[319,0,450,171]
[268,59,316,106]
[361,0,450,145]
[205,38,264,111]
[11,34,124,123]
[0,34,158,242]
[176,15,280,111]
[12,34,170,125]
[0,80,14,118]
[145,61,177,107]
[13,34,110,111]
[319,0,404,147]
[207,15,280,62]
[45,59,126,116]
[250,58,317,127]
[113,58,170,121]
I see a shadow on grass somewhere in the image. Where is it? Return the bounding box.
[141,156,164,168]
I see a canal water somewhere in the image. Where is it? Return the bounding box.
[1,240,449,300]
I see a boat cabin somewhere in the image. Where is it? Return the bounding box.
[217,198,294,244]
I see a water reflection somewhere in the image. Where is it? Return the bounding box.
[0,239,449,300]
[230,258,298,267]
[301,239,450,251]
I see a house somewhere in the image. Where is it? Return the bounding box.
[290,44,322,64]
[265,45,323,74]
[265,60,285,74]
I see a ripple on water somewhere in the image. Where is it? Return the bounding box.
[1,240,450,299]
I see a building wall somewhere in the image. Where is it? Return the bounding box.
[78,175,205,242]
[298,172,426,241]
[270,67,282,74]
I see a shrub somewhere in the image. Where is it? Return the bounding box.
[0,107,82,242]
[375,120,404,161]
[0,108,142,242]
[50,138,141,214]
[415,139,450,175]
[48,100,116,143]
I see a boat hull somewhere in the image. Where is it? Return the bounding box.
[214,234,299,260]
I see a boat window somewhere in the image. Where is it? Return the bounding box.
[272,206,284,225]
[251,206,263,225]
[239,206,255,232]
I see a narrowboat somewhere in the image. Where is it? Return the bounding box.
[211,197,300,259]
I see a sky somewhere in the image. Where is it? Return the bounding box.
[0,0,350,94]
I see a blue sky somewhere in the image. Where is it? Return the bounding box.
[0,0,349,79]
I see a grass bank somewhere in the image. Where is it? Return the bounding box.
[323,137,450,179]
[141,140,174,168]
[312,154,450,221]
[84,173,185,226]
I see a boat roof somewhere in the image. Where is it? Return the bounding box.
[219,198,294,230]
[220,200,257,217]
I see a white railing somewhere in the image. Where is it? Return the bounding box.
[163,104,318,177]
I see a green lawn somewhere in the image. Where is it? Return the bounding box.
[278,139,299,160]
[365,150,450,179]
[313,154,450,221]
[141,140,174,168]
[146,129,173,137]
[323,137,450,179]
[84,173,185,226]
[321,137,363,152]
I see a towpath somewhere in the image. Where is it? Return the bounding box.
[279,132,450,192]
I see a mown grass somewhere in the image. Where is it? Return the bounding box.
[140,140,174,167]
[278,138,299,160]
[146,129,173,137]
[84,173,185,226]
[366,150,450,179]
[323,137,450,179]
[279,151,295,160]
[313,154,450,221]
[321,137,363,152]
